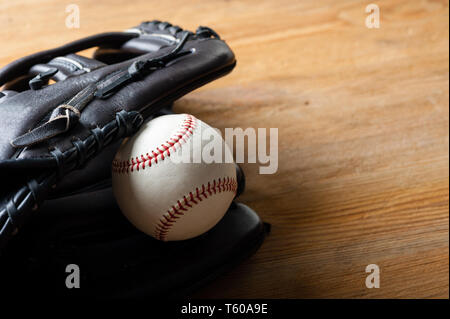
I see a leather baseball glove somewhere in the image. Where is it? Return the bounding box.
[0,21,268,297]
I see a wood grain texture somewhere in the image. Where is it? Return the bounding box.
[0,0,448,298]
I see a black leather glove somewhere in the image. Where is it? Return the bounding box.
[0,21,268,298]
[0,20,236,249]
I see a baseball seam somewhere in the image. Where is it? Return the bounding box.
[154,177,237,241]
[111,114,197,174]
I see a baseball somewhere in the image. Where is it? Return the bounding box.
[112,114,237,241]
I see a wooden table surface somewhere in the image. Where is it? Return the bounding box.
[1,0,448,298]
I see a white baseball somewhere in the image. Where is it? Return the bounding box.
[112,114,237,241]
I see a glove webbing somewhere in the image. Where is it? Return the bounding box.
[0,110,143,251]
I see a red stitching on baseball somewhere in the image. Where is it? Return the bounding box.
[154,177,238,241]
[112,114,197,174]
